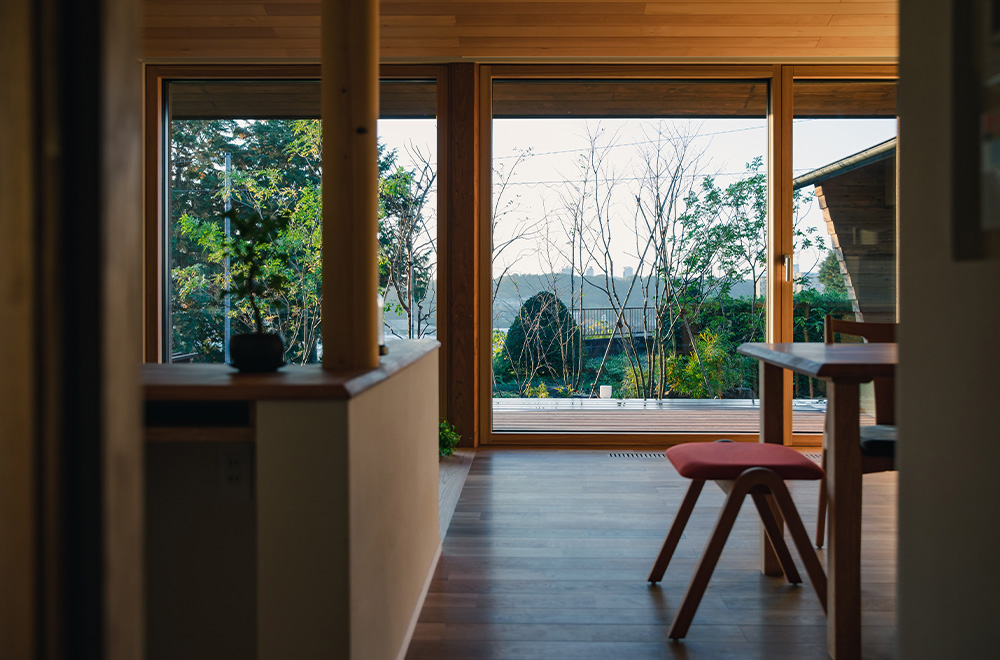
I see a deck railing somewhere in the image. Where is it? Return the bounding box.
[571,307,658,339]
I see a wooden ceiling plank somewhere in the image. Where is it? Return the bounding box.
[143,4,268,17]
[382,3,647,16]
[644,3,897,16]
[454,13,837,27]
[828,14,897,27]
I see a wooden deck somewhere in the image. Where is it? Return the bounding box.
[492,399,863,435]
[408,449,898,660]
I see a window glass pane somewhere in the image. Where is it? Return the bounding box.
[791,80,897,431]
[491,79,769,435]
[168,80,324,365]
[166,79,437,363]
[378,81,438,340]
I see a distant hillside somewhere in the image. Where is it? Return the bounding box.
[382,273,767,330]
[491,273,761,328]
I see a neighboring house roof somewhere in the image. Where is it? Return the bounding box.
[792,137,897,190]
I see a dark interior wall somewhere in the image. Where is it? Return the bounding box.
[146,443,256,660]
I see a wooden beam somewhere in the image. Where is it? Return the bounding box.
[767,65,794,446]
[478,64,493,447]
[144,66,164,362]
[322,0,380,371]
[442,62,481,447]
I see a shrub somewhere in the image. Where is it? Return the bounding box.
[504,291,582,380]
[527,381,550,398]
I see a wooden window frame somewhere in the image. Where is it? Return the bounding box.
[142,63,446,368]
[478,64,897,448]
[142,63,896,449]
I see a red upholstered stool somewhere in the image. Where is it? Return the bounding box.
[648,441,828,640]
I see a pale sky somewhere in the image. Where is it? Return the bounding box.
[377,116,897,279]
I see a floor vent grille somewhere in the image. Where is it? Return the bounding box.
[803,452,822,461]
[609,452,665,459]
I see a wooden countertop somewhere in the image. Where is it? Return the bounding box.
[143,339,439,401]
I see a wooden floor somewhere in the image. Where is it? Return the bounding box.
[408,449,897,660]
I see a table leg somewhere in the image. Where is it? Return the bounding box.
[759,361,785,576]
[826,380,863,659]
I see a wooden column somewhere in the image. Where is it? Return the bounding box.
[322,0,379,371]
[767,64,794,443]
[442,63,481,446]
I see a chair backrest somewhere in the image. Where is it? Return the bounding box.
[823,314,897,423]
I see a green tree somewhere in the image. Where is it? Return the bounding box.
[175,120,323,364]
[818,250,848,298]
[169,119,322,361]
[171,119,437,362]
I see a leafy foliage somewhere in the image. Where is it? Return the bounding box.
[818,251,848,298]
[439,420,461,457]
[171,119,436,362]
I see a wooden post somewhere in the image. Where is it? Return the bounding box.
[322,0,380,371]
[442,62,481,446]
[767,64,794,443]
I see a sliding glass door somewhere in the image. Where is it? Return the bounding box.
[489,78,771,437]
[791,79,898,431]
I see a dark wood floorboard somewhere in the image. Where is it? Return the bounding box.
[406,449,897,660]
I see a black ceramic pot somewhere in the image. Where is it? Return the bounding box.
[229,333,286,373]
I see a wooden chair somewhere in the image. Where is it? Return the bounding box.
[815,314,897,547]
[649,441,827,640]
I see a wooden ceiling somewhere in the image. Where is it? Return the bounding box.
[142,1,898,62]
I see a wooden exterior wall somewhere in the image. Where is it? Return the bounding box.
[142,0,898,62]
[816,157,897,322]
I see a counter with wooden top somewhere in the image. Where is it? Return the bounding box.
[143,339,441,660]
[143,338,438,402]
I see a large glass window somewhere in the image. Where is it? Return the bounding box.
[490,79,772,435]
[791,80,897,430]
[165,78,437,363]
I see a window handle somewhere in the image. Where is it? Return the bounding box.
[782,254,792,282]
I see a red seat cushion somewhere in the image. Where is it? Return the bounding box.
[666,442,823,481]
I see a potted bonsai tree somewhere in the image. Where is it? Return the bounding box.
[223,207,290,373]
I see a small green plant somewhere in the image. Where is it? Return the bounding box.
[439,419,461,457]
[221,207,290,334]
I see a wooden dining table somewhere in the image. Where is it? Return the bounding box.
[737,341,897,660]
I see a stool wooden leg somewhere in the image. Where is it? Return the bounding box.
[750,490,802,585]
[648,480,704,583]
[668,480,747,640]
[768,477,828,612]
